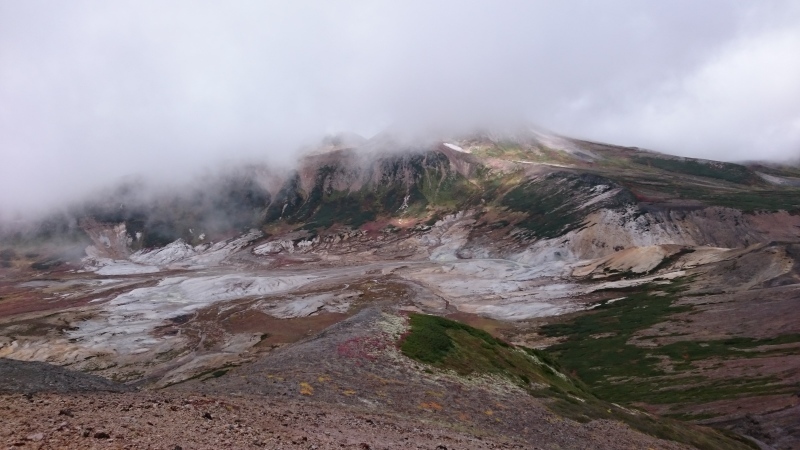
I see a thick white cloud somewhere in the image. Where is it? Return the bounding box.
[1,1,799,214]
[584,22,800,160]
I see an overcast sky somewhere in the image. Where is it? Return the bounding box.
[2,1,800,215]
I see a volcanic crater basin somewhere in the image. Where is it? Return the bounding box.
[2,195,800,448]
[1,247,613,387]
[5,124,800,450]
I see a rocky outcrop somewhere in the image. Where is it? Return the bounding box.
[81,218,132,260]
[0,358,132,393]
[513,206,800,266]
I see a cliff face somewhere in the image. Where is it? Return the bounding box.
[512,205,800,266]
[80,218,133,260]
[61,148,484,248]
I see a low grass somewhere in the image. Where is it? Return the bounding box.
[543,393,756,450]
[498,172,632,239]
[541,279,800,406]
[595,164,800,212]
[631,156,761,185]
[400,314,583,394]
[399,313,755,450]
[703,190,800,212]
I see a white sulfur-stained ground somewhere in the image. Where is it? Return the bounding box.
[4,206,793,387]
[69,273,320,356]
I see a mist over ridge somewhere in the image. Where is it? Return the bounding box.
[3,7,800,445]
[2,1,800,216]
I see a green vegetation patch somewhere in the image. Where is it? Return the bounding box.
[499,173,633,239]
[470,141,534,161]
[541,280,800,406]
[632,156,761,185]
[702,190,800,212]
[292,152,481,230]
[400,314,581,393]
[401,314,511,368]
[543,393,756,450]
[597,157,800,212]
[399,313,754,450]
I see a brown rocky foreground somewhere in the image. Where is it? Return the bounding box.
[0,391,690,450]
[0,309,697,450]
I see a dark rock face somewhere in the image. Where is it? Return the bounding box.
[0,358,133,394]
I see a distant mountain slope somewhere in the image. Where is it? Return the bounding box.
[5,128,798,251]
[2,128,800,449]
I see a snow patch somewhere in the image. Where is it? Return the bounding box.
[443,142,469,153]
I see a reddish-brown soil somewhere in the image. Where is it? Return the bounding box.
[1,391,534,450]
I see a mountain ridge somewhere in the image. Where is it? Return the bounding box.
[1,129,799,448]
